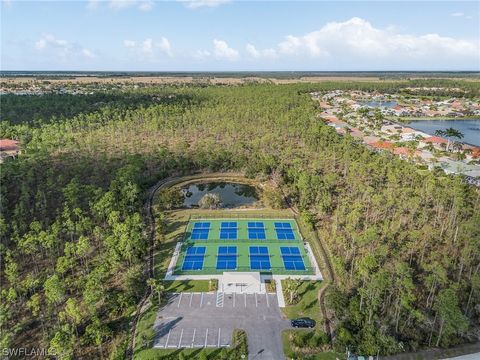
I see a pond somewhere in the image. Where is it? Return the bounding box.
[181,182,259,208]
[362,100,397,108]
[405,119,480,146]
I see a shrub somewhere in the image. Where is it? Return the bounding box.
[262,188,284,209]
[157,188,184,210]
[209,279,218,292]
[198,193,221,209]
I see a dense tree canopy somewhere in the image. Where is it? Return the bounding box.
[1,79,479,358]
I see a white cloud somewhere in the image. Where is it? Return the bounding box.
[450,12,473,19]
[246,44,277,59]
[87,0,99,10]
[275,17,479,60]
[124,37,173,57]
[141,38,153,54]
[34,34,96,60]
[138,0,153,11]
[158,37,173,57]
[87,0,154,11]
[179,0,231,9]
[124,40,136,48]
[213,39,239,60]
[82,49,96,59]
[194,49,211,59]
[35,39,47,50]
[35,34,69,52]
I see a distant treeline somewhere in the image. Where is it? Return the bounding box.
[2,70,480,79]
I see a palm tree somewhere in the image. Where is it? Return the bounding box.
[284,278,301,305]
[452,141,464,152]
[434,128,464,152]
[147,278,165,304]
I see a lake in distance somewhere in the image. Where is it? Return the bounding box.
[405,119,480,146]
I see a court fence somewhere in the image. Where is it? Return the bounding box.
[173,265,315,276]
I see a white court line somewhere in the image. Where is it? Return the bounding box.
[178,329,184,348]
[191,328,196,348]
[255,292,258,307]
[217,328,221,347]
[200,292,204,307]
[204,328,208,348]
[164,329,172,349]
[189,293,194,307]
[177,292,183,308]
[266,293,269,307]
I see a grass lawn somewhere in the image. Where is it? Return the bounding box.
[161,280,211,293]
[282,330,345,360]
[133,301,248,360]
[281,280,324,324]
[281,281,345,360]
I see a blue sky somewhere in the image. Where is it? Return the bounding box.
[1,0,479,71]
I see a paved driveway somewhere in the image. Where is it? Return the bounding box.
[154,292,290,360]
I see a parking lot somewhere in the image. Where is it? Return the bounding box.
[154,292,290,359]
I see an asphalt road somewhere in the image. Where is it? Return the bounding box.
[154,292,290,360]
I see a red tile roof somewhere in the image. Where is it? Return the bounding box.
[423,136,448,144]
[393,147,411,155]
[0,139,19,151]
[319,101,332,109]
[472,148,480,159]
[371,141,395,150]
[324,115,341,123]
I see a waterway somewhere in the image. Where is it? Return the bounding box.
[362,100,397,108]
[405,119,480,146]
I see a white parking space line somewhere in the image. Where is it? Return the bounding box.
[200,292,204,307]
[217,328,221,347]
[204,328,208,348]
[233,292,235,307]
[165,329,172,349]
[177,292,183,308]
[244,293,247,307]
[266,293,270,307]
[191,328,196,348]
[178,329,184,348]
[189,293,193,307]
[255,292,258,307]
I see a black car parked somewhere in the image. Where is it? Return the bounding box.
[291,317,316,328]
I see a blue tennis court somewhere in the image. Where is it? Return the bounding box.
[216,246,237,270]
[248,221,266,240]
[191,222,211,240]
[220,221,237,240]
[249,246,271,270]
[275,222,295,240]
[280,246,306,270]
[182,246,206,270]
[194,222,211,228]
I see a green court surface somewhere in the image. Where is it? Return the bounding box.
[173,218,314,275]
